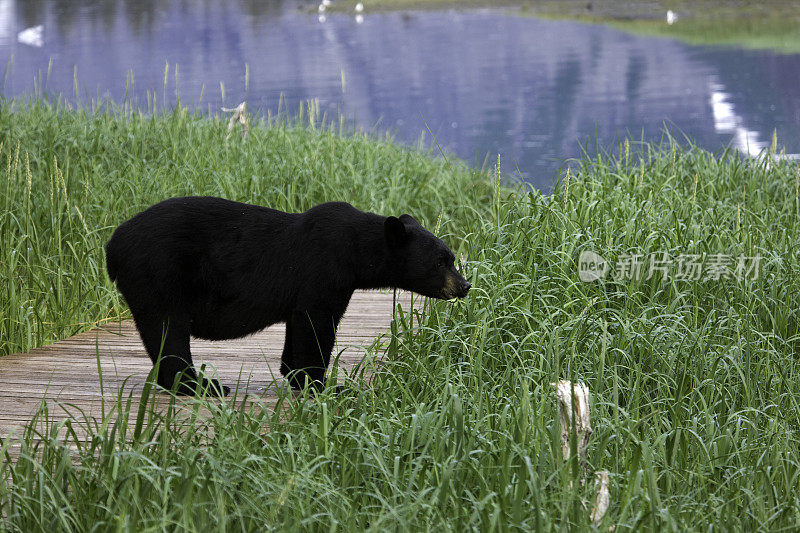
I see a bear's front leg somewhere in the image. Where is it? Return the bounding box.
[287,308,340,391]
[280,318,294,378]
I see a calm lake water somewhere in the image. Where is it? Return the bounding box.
[1,0,799,190]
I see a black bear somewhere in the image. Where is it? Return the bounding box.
[105,197,471,396]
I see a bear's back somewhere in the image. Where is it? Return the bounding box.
[105,196,294,281]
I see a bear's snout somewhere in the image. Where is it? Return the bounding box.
[458,280,471,297]
[441,271,471,299]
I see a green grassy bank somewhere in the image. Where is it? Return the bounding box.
[2,101,800,530]
[333,0,800,54]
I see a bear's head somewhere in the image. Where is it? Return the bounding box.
[384,214,471,300]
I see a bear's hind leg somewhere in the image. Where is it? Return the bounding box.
[132,310,229,396]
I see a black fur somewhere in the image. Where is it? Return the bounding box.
[105,197,470,396]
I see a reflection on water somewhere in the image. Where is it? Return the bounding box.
[1,0,799,190]
[709,81,767,157]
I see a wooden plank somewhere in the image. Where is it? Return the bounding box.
[0,290,419,453]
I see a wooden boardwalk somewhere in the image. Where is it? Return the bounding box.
[0,290,414,443]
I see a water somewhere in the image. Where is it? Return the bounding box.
[1,0,799,190]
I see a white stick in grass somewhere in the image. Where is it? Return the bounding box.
[552,380,613,528]
[222,102,249,142]
[551,380,592,463]
[590,470,610,526]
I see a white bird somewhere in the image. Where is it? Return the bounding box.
[318,3,326,12]
[666,10,677,25]
[322,0,332,5]
[355,3,364,12]
[17,24,43,47]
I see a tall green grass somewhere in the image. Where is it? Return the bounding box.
[2,100,800,530]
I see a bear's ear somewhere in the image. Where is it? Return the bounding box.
[384,216,408,247]
[399,214,420,226]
